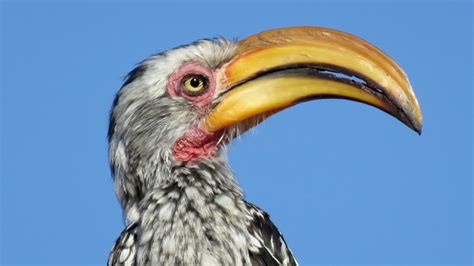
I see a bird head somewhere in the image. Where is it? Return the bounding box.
[108,27,422,213]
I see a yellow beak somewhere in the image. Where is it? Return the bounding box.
[203,27,423,134]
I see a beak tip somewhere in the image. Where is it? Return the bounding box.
[415,127,422,135]
[404,103,422,135]
[399,110,422,135]
[409,118,423,135]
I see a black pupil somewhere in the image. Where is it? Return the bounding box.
[190,77,200,88]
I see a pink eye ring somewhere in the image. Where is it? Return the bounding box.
[167,62,216,106]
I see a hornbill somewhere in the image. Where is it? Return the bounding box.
[107,27,422,265]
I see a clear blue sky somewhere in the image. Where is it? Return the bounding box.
[1,1,472,265]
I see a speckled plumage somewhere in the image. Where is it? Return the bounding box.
[108,39,297,265]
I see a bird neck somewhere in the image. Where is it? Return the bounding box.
[130,156,254,265]
[123,155,244,224]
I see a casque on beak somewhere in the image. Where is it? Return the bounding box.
[203,27,423,135]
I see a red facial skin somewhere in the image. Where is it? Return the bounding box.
[168,62,222,162]
[173,128,220,162]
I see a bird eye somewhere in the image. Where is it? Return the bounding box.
[182,74,208,95]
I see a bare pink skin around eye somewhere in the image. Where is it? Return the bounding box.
[169,62,223,162]
[167,62,216,107]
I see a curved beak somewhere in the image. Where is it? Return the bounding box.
[203,27,423,135]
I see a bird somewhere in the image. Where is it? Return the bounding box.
[107,26,422,266]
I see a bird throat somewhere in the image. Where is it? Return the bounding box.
[172,128,221,162]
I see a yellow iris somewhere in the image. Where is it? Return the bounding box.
[183,75,207,94]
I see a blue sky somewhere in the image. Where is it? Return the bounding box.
[1,1,472,265]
